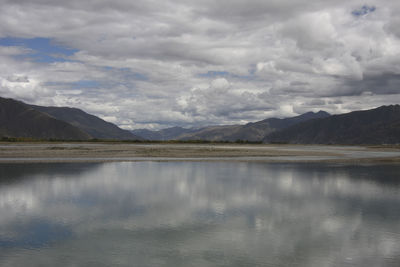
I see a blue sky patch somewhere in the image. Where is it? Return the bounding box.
[102,66,149,81]
[71,80,100,89]
[0,37,78,63]
[197,70,255,81]
[352,5,376,16]
[45,80,100,89]
[198,71,230,78]
[119,67,148,81]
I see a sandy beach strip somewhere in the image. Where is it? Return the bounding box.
[0,143,399,163]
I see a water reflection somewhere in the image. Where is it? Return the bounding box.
[0,162,400,266]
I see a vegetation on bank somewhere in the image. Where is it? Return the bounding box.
[0,136,263,144]
[3,137,400,148]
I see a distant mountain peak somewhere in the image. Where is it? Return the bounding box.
[297,110,330,117]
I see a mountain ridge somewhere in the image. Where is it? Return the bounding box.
[3,95,398,144]
[0,96,143,140]
[31,105,141,140]
[0,97,91,140]
[132,111,331,141]
[264,105,400,144]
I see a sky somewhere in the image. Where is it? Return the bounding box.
[0,0,400,130]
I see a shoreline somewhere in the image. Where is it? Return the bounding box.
[0,143,399,164]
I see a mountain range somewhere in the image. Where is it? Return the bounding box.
[132,111,331,142]
[133,105,400,144]
[131,126,198,141]
[0,97,142,140]
[265,105,400,144]
[1,96,399,144]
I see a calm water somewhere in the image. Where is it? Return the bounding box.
[0,162,400,267]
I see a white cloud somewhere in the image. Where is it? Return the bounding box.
[0,0,399,129]
[211,78,230,90]
[279,11,338,50]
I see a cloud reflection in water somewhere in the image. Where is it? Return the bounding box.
[0,162,400,266]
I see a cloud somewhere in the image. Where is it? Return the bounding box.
[0,0,399,129]
[279,11,338,50]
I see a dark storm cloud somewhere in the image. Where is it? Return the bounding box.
[344,73,400,96]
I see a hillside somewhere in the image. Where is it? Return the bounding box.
[178,125,242,141]
[31,105,142,140]
[212,111,330,142]
[132,127,196,141]
[0,97,91,140]
[133,111,330,142]
[264,105,400,144]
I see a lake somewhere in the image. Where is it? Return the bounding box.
[0,161,400,266]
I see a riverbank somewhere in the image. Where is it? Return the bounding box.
[0,143,400,163]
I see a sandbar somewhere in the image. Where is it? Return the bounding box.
[0,143,399,163]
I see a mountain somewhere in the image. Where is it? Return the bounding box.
[0,97,91,140]
[131,129,163,140]
[255,111,331,130]
[178,125,242,141]
[31,105,141,140]
[133,111,330,141]
[175,111,330,141]
[132,126,196,141]
[264,105,400,144]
